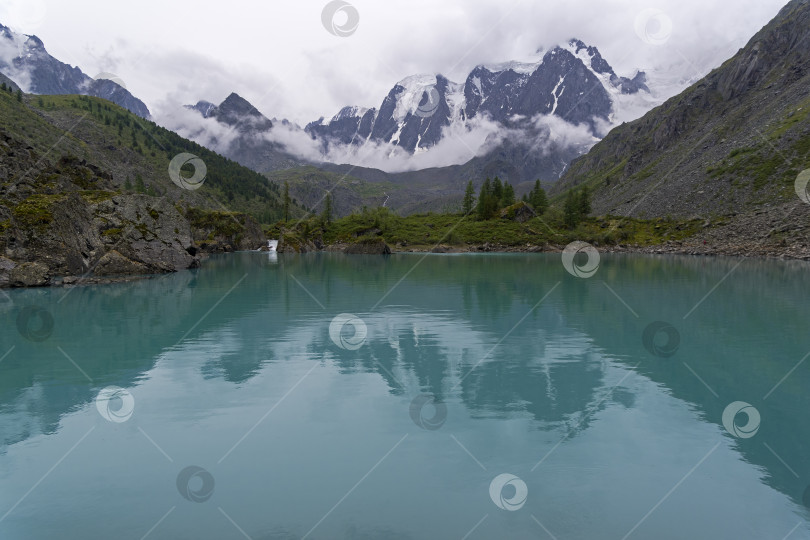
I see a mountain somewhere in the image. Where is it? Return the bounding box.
[181,40,652,214]
[0,70,19,92]
[305,40,649,154]
[182,92,304,172]
[553,0,810,224]
[0,87,303,287]
[194,92,274,132]
[0,23,150,118]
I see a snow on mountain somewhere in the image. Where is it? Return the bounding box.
[306,38,652,161]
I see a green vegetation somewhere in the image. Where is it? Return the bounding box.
[79,190,117,204]
[462,181,476,215]
[0,90,301,225]
[522,180,549,214]
[277,202,701,251]
[563,186,592,229]
[12,193,66,229]
[476,177,518,219]
[186,207,247,240]
[321,191,333,226]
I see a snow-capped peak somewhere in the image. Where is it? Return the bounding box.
[392,74,440,122]
[332,105,369,122]
[477,59,542,75]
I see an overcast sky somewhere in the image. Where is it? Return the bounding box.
[0,0,789,125]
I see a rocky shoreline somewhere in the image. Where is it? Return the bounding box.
[388,241,810,260]
[4,202,808,289]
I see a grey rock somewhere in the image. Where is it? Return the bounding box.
[94,250,149,276]
[9,262,50,287]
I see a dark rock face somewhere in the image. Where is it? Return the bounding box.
[208,93,273,132]
[0,131,205,286]
[187,100,217,118]
[0,24,150,117]
[512,48,612,133]
[86,79,150,118]
[553,0,810,221]
[568,39,649,95]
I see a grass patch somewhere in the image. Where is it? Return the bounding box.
[12,193,66,228]
[306,207,701,249]
[79,190,117,203]
[186,208,245,238]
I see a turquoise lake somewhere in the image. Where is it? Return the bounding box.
[1,252,810,539]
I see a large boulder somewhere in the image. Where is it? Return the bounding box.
[9,262,50,287]
[499,201,537,223]
[94,250,149,276]
[93,195,198,272]
[278,232,318,253]
[344,238,392,255]
[187,208,266,252]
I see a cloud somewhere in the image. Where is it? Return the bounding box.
[155,98,242,155]
[19,0,786,127]
[260,114,507,172]
[258,110,603,174]
[0,32,32,91]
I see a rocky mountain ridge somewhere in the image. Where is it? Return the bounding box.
[0,23,150,118]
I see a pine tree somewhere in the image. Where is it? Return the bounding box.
[501,183,515,207]
[16,89,22,102]
[283,181,291,222]
[134,174,146,193]
[578,186,592,217]
[321,191,333,226]
[462,181,476,215]
[124,178,133,191]
[492,177,503,204]
[529,180,549,214]
[564,190,580,229]
[0,83,6,92]
[477,178,496,220]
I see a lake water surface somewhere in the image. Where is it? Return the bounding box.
[1,252,810,539]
